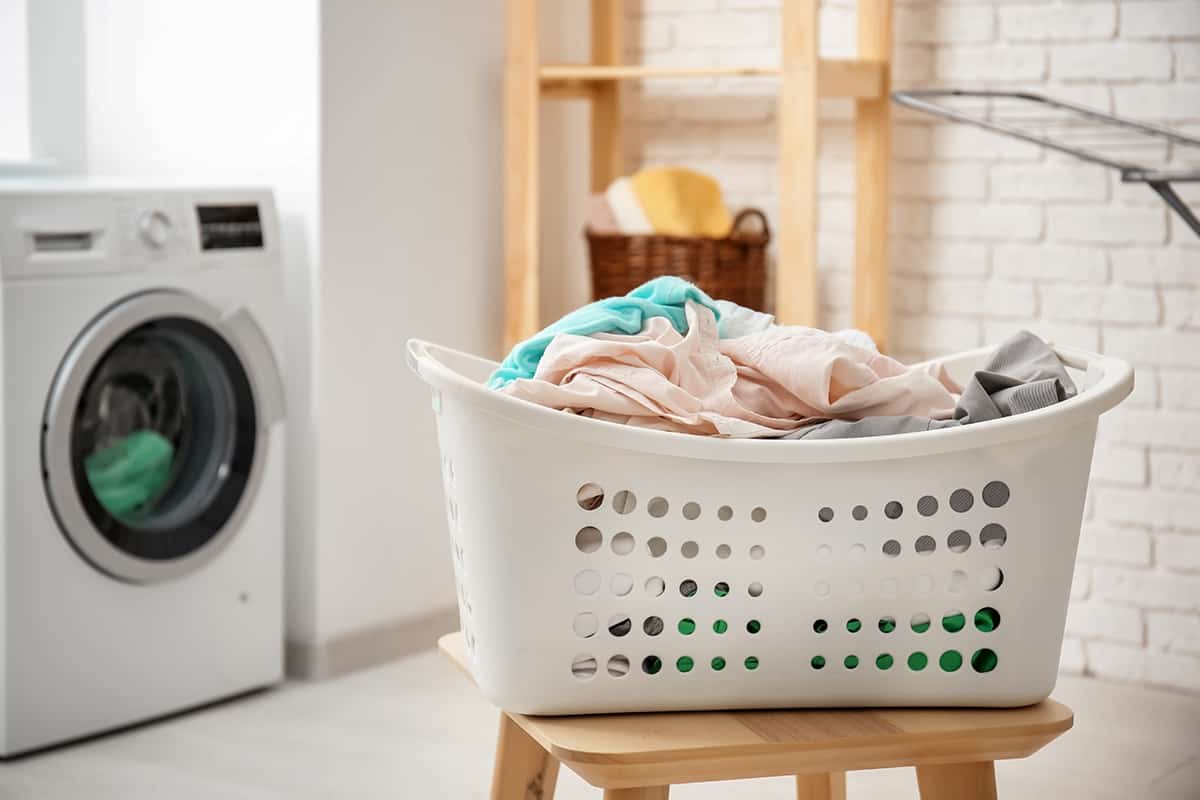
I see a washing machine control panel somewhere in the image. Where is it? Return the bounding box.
[0,188,277,279]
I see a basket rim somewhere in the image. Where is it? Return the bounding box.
[407,338,1133,465]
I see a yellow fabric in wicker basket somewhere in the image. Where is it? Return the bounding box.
[630,166,733,238]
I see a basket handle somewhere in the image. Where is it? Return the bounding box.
[730,208,770,243]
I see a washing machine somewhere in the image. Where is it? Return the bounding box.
[0,184,285,755]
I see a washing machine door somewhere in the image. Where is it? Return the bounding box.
[42,290,284,583]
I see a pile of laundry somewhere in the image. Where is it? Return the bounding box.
[488,277,1076,440]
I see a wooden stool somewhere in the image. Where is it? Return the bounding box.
[439,633,1072,800]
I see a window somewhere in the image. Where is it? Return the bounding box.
[0,0,31,162]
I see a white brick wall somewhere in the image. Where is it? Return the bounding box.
[621,0,1200,694]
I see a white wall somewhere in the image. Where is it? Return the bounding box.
[317,0,504,638]
[82,1,504,655]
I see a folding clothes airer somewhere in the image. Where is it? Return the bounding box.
[892,89,1200,239]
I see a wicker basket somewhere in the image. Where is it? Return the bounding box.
[586,208,770,310]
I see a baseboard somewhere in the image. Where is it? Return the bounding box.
[285,606,460,681]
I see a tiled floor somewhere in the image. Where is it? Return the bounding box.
[1,649,1197,799]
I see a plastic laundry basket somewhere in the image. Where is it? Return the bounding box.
[407,338,1133,715]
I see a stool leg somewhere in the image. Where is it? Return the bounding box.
[796,771,847,800]
[603,788,669,800]
[916,761,998,800]
[491,713,560,800]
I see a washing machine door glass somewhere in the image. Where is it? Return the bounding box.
[43,291,274,583]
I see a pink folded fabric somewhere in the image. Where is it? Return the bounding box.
[500,302,961,438]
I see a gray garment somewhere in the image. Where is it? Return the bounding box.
[785,330,1076,440]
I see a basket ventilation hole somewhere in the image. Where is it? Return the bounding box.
[818,506,834,523]
[572,654,597,680]
[950,488,974,513]
[881,578,899,596]
[942,610,966,633]
[982,480,1010,508]
[714,581,730,597]
[744,656,760,671]
[678,617,696,635]
[885,501,903,519]
[711,657,726,671]
[713,619,729,634]
[915,574,935,593]
[811,655,826,670]
[908,652,928,671]
[917,495,939,517]
[816,544,833,560]
[850,543,866,559]
[682,501,702,520]
[876,653,894,670]
[680,579,698,598]
[980,523,1008,550]
[911,612,931,633]
[573,612,598,639]
[981,566,1005,592]
[681,540,700,559]
[608,615,632,637]
[972,648,999,673]
[844,655,859,669]
[878,616,896,633]
[612,490,637,515]
[747,619,762,634]
[677,656,694,673]
[643,616,664,636]
[611,531,635,556]
[647,536,668,558]
[647,496,669,518]
[610,573,634,596]
[642,655,663,675]
[915,535,937,555]
[940,650,963,672]
[847,618,862,633]
[976,606,1001,632]
[814,618,828,633]
[575,527,602,554]
[607,655,630,678]
[751,506,768,523]
[750,545,766,560]
[947,529,972,553]
[574,569,601,595]
[717,505,734,522]
[577,483,604,511]
[948,569,969,594]
[748,581,764,598]
[814,580,831,598]
[882,539,902,558]
[645,576,666,597]
[852,505,868,521]
[716,544,732,559]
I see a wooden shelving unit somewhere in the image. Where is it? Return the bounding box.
[503,0,894,350]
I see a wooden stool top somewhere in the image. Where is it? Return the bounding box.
[439,632,1072,789]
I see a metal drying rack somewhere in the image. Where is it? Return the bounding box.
[892,89,1200,238]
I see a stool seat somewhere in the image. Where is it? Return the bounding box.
[439,632,1073,799]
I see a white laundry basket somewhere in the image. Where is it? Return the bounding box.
[407,338,1132,715]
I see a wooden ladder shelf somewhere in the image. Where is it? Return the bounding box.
[504,0,894,351]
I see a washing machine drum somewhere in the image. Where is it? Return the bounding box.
[42,291,280,583]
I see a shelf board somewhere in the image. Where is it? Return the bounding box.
[538,59,885,99]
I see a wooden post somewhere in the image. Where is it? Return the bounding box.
[915,761,998,800]
[503,0,541,350]
[490,714,560,800]
[854,0,893,350]
[776,0,820,326]
[795,771,847,800]
[590,0,624,193]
